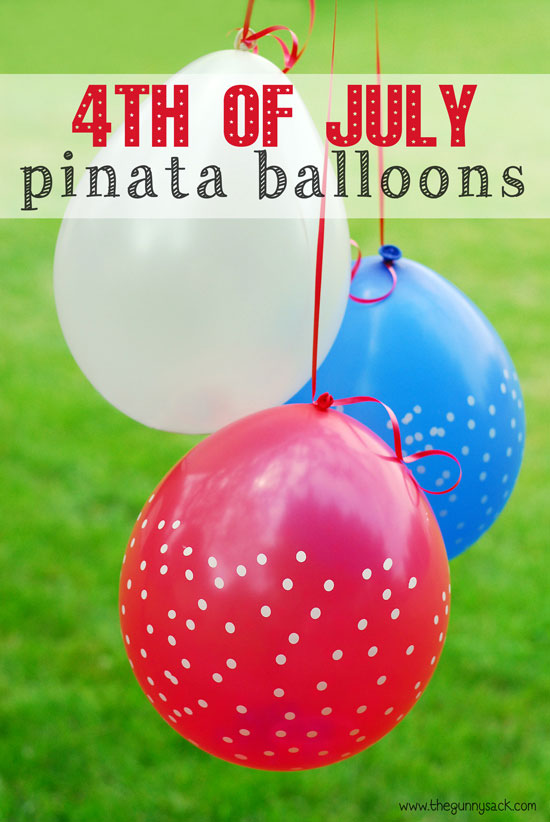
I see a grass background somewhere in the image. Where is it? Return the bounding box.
[1,0,549,820]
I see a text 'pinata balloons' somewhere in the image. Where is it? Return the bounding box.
[54,50,350,434]
[120,403,450,771]
[289,247,525,558]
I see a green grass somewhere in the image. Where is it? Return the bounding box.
[1,1,550,820]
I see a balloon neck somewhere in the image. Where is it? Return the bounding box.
[314,392,335,411]
[379,244,402,263]
[234,27,257,51]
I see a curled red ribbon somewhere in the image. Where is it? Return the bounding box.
[308,3,460,498]
[237,0,315,73]
[315,393,462,495]
[349,239,397,304]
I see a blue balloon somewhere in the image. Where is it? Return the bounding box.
[289,246,525,559]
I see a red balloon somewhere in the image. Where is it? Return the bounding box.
[120,403,450,770]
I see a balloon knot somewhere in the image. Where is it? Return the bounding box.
[315,392,334,411]
[234,27,256,50]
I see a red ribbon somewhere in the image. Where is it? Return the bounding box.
[308,2,461,498]
[349,239,397,304]
[347,7,395,306]
[375,0,385,247]
[238,0,315,73]
[315,393,462,495]
[310,0,337,402]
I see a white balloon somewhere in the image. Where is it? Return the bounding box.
[54,50,350,433]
